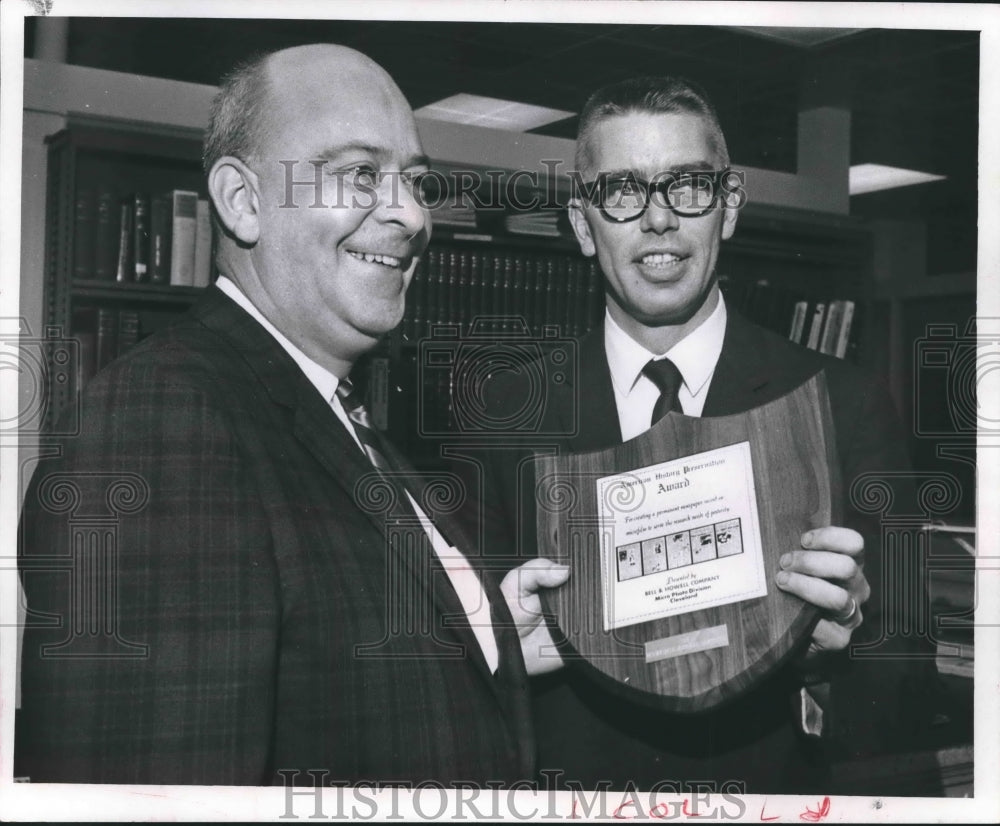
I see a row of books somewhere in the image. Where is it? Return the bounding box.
[719,276,857,359]
[402,245,604,341]
[73,187,214,287]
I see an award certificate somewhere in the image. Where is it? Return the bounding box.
[598,441,767,632]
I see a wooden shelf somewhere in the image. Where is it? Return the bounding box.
[71,279,207,305]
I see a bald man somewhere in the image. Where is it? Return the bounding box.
[17,44,566,786]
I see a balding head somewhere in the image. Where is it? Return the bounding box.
[204,44,411,175]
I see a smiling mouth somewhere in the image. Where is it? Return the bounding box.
[347,250,406,269]
[637,252,687,268]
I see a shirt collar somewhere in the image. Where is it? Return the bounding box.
[216,276,341,403]
[604,291,728,398]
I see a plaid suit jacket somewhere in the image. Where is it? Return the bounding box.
[17,288,534,786]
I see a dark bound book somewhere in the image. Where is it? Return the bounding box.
[132,193,151,283]
[149,193,171,284]
[96,307,117,370]
[113,199,134,284]
[72,187,96,280]
[117,310,141,356]
[94,187,118,281]
[71,307,98,392]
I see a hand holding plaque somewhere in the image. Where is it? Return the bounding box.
[535,372,841,713]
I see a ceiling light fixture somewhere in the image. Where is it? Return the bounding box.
[415,94,574,132]
[849,163,946,196]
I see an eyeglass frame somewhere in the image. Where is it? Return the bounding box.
[577,167,742,223]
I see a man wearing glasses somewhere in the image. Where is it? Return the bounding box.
[479,76,930,793]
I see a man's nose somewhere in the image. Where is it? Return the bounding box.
[374,174,428,236]
[639,194,680,233]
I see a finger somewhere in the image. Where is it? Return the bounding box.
[801,526,864,557]
[780,550,860,583]
[808,619,853,653]
[500,560,569,632]
[500,559,570,601]
[520,622,565,675]
[775,570,856,615]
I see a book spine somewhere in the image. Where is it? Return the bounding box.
[96,307,117,370]
[94,187,119,281]
[819,299,843,355]
[789,300,808,343]
[132,193,150,283]
[835,300,856,359]
[468,250,482,330]
[583,258,604,333]
[149,193,171,284]
[426,248,441,333]
[563,259,577,337]
[512,255,525,331]
[531,258,545,336]
[478,253,493,329]
[447,251,459,326]
[404,255,424,342]
[117,309,141,355]
[459,250,472,332]
[805,302,826,350]
[71,307,98,392]
[193,198,213,288]
[114,199,134,284]
[73,187,96,280]
[544,258,556,329]
[501,255,514,333]
[368,356,390,432]
[169,190,199,287]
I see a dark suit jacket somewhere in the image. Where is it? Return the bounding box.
[476,309,937,793]
[17,288,533,786]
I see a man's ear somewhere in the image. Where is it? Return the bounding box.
[720,170,742,242]
[208,157,261,245]
[720,197,739,242]
[568,199,597,257]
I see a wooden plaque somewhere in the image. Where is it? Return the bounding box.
[536,372,841,713]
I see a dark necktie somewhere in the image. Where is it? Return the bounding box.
[642,357,684,425]
[335,377,393,472]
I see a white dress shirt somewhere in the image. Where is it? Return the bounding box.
[216,277,499,673]
[605,292,727,440]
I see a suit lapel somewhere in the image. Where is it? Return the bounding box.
[376,436,513,691]
[193,289,499,680]
[703,308,824,416]
[566,327,622,451]
[703,308,777,416]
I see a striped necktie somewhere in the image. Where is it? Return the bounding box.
[642,357,684,425]
[335,377,393,472]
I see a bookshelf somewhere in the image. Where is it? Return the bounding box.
[41,117,212,429]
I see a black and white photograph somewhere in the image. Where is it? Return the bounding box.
[1,0,997,821]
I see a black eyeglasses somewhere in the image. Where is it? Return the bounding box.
[579,168,738,223]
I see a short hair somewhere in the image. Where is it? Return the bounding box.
[203,50,274,175]
[575,76,730,175]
